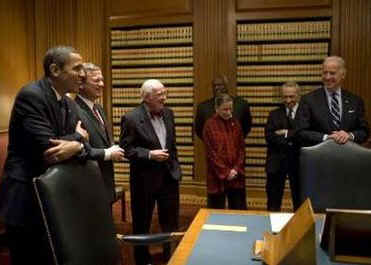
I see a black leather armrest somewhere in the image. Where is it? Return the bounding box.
[117,232,184,246]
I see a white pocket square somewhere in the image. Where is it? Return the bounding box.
[348,110,355,113]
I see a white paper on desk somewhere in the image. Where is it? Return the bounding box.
[202,224,247,232]
[270,213,294,233]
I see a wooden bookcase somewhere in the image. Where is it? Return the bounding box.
[236,17,331,208]
[109,23,195,185]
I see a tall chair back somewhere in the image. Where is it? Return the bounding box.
[299,140,371,212]
[33,160,121,265]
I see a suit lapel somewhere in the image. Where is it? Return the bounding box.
[317,87,333,132]
[95,104,114,144]
[283,107,294,130]
[138,105,163,148]
[76,96,110,145]
[340,90,352,129]
[162,109,173,150]
[41,78,64,135]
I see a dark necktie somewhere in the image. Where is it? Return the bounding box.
[59,97,67,132]
[287,108,294,128]
[330,92,341,129]
[288,108,293,120]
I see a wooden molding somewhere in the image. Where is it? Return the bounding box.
[109,14,192,28]
[109,0,192,17]
[236,8,332,21]
[237,0,331,11]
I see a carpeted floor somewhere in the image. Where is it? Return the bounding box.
[112,200,201,265]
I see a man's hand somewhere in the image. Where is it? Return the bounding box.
[328,130,351,144]
[44,139,82,164]
[107,145,125,162]
[227,169,238,181]
[274,129,287,136]
[149,149,169,162]
[75,121,89,141]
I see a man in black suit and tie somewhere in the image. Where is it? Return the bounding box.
[195,75,252,140]
[265,81,301,211]
[0,46,88,265]
[120,79,181,265]
[75,63,124,206]
[296,56,369,146]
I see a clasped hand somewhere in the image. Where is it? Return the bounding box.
[107,145,125,161]
[44,139,82,164]
[328,130,351,144]
[227,169,238,181]
[150,149,169,162]
[274,129,288,136]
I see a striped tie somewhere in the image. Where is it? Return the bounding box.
[93,105,105,130]
[330,92,341,129]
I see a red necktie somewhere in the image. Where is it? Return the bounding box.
[150,110,163,119]
[93,105,105,129]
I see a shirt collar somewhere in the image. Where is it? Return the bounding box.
[77,94,95,110]
[143,103,151,116]
[143,103,164,119]
[51,85,62,101]
[325,87,342,97]
[287,103,299,114]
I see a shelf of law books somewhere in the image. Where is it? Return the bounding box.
[110,23,194,185]
[237,18,331,192]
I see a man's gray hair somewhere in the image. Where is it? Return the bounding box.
[83,62,101,73]
[43,46,76,77]
[282,81,300,90]
[323,56,346,73]
[140,79,164,98]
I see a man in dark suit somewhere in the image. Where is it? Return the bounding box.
[265,81,301,212]
[296,56,369,146]
[120,79,181,265]
[76,63,124,205]
[195,75,252,140]
[0,46,88,265]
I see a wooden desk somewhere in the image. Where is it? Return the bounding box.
[168,209,359,265]
[168,208,268,265]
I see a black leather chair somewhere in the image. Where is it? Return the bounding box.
[33,159,182,265]
[299,140,371,213]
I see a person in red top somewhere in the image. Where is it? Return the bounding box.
[203,93,247,209]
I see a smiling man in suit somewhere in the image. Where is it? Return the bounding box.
[75,63,124,206]
[265,81,301,212]
[120,79,181,265]
[296,56,369,146]
[0,46,88,265]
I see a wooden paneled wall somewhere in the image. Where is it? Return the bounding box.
[192,0,236,180]
[0,0,370,169]
[104,0,371,198]
[34,0,105,78]
[0,0,35,131]
[0,0,105,130]
[333,0,371,128]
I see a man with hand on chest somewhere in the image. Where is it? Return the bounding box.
[0,46,88,265]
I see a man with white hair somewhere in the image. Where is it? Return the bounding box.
[296,56,369,146]
[120,79,181,265]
